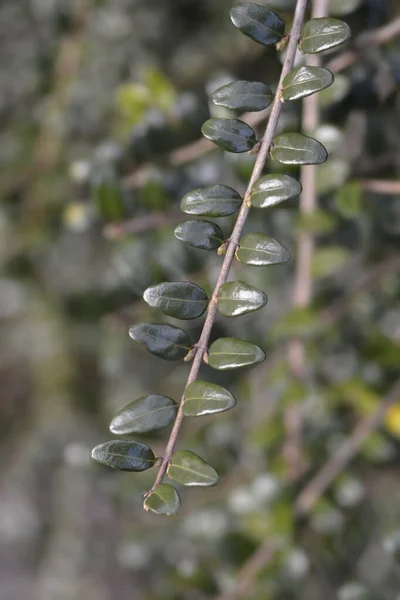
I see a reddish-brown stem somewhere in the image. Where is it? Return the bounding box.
[146,0,310,498]
[285,0,328,480]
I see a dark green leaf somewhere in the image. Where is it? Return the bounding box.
[181,185,242,217]
[143,282,208,319]
[212,80,273,112]
[271,133,327,165]
[144,484,181,516]
[300,18,351,54]
[282,66,334,101]
[167,450,219,487]
[217,280,267,317]
[174,220,224,251]
[110,395,177,434]
[183,381,236,417]
[91,440,155,472]
[237,233,290,266]
[230,2,285,46]
[201,118,256,153]
[250,174,301,208]
[129,323,191,361]
[208,337,265,370]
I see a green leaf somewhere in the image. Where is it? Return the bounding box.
[201,118,256,153]
[300,18,351,54]
[335,180,361,219]
[217,280,267,317]
[212,80,273,112]
[91,440,155,472]
[311,247,350,278]
[143,282,208,319]
[271,133,327,165]
[282,66,334,101]
[316,158,350,195]
[250,174,301,208]
[208,337,265,370]
[181,185,242,217]
[129,323,191,361]
[230,2,285,46]
[93,170,125,221]
[144,484,181,516]
[319,74,350,106]
[329,0,362,16]
[237,233,290,266]
[110,395,177,434]
[183,381,236,417]
[168,450,219,487]
[174,220,224,251]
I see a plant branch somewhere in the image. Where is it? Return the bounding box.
[218,376,400,599]
[285,0,328,480]
[295,377,400,515]
[145,0,310,499]
[119,17,400,194]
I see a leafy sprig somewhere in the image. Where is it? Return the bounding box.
[92,0,351,516]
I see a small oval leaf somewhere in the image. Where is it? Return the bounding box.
[183,381,236,417]
[91,440,155,472]
[201,118,256,153]
[167,450,219,487]
[250,174,302,208]
[174,220,224,251]
[282,66,334,101]
[237,233,290,266]
[230,2,285,46]
[217,280,267,317]
[212,80,273,112]
[144,484,181,516]
[110,395,177,434]
[181,185,242,217]
[271,133,328,165]
[300,17,351,54]
[143,282,208,319]
[208,337,265,370]
[129,323,191,361]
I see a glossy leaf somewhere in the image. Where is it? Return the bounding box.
[143,282,208,319]
[144,484,181,516]
[250,174,301,208]
[217,280,267,317]
[271,133,327,165]
[208,337,265,370]
[300,18,351,54]
[212,80,273,112]
[91,440,155,472]
[237,233,290,266]
[183,381,236,417]
[110,395,177,434]
[167,450,219,487]
[282,66,333,101]
[174,220,224,251]
[230,2,285,46]
[201,118,256,153]
[181,184,242,217]
[129,323,191,361]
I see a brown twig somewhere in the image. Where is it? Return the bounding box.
[285,0,329,480]
[144,0,310,501]
[295,377,400,515]
[361,179,400,195]
[218,377,400,600]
